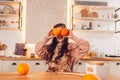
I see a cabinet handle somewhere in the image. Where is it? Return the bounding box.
[12,63,17,65]
[78,62,82,65]
[35,63,40,65]
[116,63,120,65]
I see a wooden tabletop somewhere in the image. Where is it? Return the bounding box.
[0,72,84,80]
[0,72,120,80]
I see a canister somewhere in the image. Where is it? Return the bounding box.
[85,61,109,80]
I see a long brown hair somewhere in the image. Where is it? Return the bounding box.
[46,23,69,63]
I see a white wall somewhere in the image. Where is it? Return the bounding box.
[25,0,67,44]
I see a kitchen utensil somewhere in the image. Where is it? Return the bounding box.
[0,42,7,50]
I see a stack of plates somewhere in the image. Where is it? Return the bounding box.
[2,5,15,14]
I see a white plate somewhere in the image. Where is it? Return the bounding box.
[2,5,15,14]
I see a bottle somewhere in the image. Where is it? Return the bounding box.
[89,22,92,30]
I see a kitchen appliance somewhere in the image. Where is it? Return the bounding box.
[86,61,109,80]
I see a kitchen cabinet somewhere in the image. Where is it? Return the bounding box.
[109,61,120,78]
[1,60,48,72]
[71,5,120,32]
[26,60,48,72]
[1,60,24,72]
[73,61,86,73]
[0,1,23,30]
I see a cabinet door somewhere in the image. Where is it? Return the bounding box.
[109,61,120,78]
[26,60,48,72]
[73,61,86,73]
[2,60,24,72]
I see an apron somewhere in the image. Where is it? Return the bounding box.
[47,43,71,72]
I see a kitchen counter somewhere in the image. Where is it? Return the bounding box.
[0,57,42,60]
[0,56,120,61]
[81,57,120,61]
[0,72,119,80]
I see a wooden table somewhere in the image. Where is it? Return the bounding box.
[0,72,119,80]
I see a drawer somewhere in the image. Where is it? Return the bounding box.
[26,60,48,72]
[73,61,86,72]
[2,60,25,72]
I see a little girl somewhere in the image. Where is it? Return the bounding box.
[35,23,89,72]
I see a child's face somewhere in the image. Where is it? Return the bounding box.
[56,35,65,42]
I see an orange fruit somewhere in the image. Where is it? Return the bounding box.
[82,74,101,80]
[17,62,29,75]
[61,28,69,36]
[52,28,61,36]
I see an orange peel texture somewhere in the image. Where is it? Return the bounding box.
[17,62,29,75]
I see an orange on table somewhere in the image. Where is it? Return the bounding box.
[17,62,29,75]
[82,74,101,80]
[61,28,69,36]
[52,28,61,36]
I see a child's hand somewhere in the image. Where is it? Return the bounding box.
[67,29,75,39]
[45,29,55,40]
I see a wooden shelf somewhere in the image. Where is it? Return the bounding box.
[0,27,20,30]
[72,17,119,22]
[71,5,120,32]
[0,14,19,17]
[0,1,19,5]
[73,5,119,11]
[72,30,116,33]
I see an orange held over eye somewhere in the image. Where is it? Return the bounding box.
[17,62,29,75]
[82,74,101,80]
[61,28,69,36]
[52,28,61,36]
